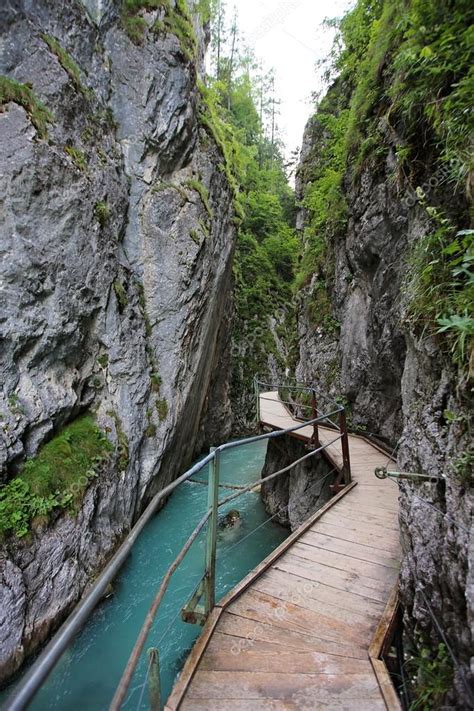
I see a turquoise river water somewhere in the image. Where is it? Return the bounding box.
[3,440,288,710]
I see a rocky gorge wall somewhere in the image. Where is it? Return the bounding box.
[295,96,473,707]
[0,0,236,683]
[261,435,335,532]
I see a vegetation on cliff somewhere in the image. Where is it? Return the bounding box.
[0,416,113,539]
[298,0,473,369]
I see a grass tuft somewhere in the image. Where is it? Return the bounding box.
[0,75,53,138]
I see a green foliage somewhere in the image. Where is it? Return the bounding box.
[0,416,113,539]
[408,642,453,710]
[8,394,24,416]
[94,201,109,228]
[121,0,167,44]
[113,279,128,312]
[41,35,88,96]
[298,0,474,354]
[65,145,87,171]
[121,0,197,60]
[156,398,168,422]
[97,353,109,368]
[0,76,53,138]
[387,0,474,186]
[150,372,162,392]
[405,213,473,367]
[158,0,198,62]
[453,447,474,484]
[107,410,130,471]
[184,179,213,218]
[295,97,349,326]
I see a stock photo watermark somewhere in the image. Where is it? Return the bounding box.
[248,0,303,43]
[230,576,319,656]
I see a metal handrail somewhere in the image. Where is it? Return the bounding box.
[110,430,344,710]
[4,383,351,711]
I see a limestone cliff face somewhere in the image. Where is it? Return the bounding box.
[296,102,472,705]
[0,0,235,682]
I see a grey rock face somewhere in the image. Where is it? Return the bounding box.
[296,107,473,705]
[261,435,335,531]
[0,0,235,683]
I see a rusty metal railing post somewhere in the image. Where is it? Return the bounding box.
[204,448,220,615]
[311,388,319,447]
[339,408,352,485]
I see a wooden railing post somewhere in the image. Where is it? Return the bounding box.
[339,409,352,485]
[204,448,220,615]
[311,388,320,447]
[147,648,161,711]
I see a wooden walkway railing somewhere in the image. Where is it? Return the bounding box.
[166,392,402,710]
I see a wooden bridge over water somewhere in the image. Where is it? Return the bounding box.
[166,391,401,710]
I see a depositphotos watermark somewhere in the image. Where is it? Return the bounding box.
[230,576,319,656]
[401,158,464,211]
[248,0,303,43]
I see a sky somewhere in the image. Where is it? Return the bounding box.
[230,0,354,161]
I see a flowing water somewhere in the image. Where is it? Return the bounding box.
[3,440,287,710]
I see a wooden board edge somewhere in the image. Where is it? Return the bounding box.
[164,607,222,710]
[218,481,358,610]
[369,583,402,711]
[371,658,403,711]
[369,583,399,660]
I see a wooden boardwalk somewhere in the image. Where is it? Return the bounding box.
[166,392,401,710]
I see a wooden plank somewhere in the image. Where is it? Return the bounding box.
[250,571,378,629]
[273,556,391,604]
[228,588,370,647]
[201,633,374,675]
[218,611,369,660]
[256,566,386,619]
[312,511,400,536]
[181,697,387,710]
[165,607,222,711]
[333,503,399,523]
[290,541,399,583]
[282,551,393,595]
[218,482,357,610]
[313,521,400,553]
[369,584,400,660]
[186,670,385,701]
[301,530,400,569]
[371,658,403,711]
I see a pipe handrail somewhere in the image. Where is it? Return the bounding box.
[4,383,351,711]
[110,432,344,709]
